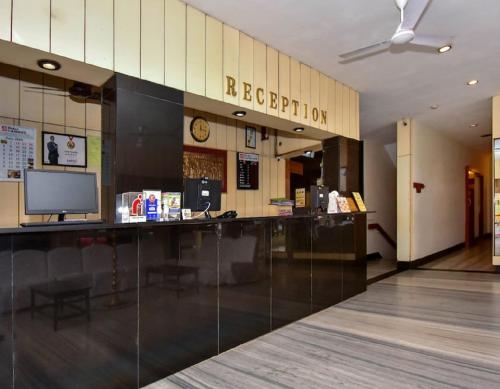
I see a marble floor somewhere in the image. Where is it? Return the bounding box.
[367,256,397,281]
[147,270,500,388]
[419,238,495,272]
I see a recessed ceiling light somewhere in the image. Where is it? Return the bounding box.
[470,123,478,127]
[37,59,61,71]
[430,104,439,110]
[437,44,452,54]
[294,127,305,132]
[232,110,246,117]
[466,79,479,86]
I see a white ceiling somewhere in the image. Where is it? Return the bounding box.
[185,0,500,149]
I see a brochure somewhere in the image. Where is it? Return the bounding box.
[143,190,162,221]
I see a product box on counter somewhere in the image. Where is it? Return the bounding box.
[116,192,146,223]
[143,190,162,221]
[162,192,181,221]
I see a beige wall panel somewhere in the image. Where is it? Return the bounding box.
[397,119,411,156]
[86,102,101,131]
[342,84,350,138]
[278,52,290,120]
[239,33,254,110]
[290,59,301,123]
[300,64,310,126]
[43,75,65,125]
[114,0,141,77]
[226,150,237,211]
[245,188,254,216]
[165,0,186,91]
[0,64,19,118]
[253,40,267,114]
[236,189,246,217]
[85,0,113,69]
[183,108,194,145]
[236,121,246,152]
[215,116,227,150]
[255,159,263,216]
[270,157,278,199]
[141,0,165,84]
[277,158,286,198]
[493,96,500,138]
[12,0,50,51]
[319,73,329,131]
[51,0,85,61]
[327,78,336,133]
[223,25,239,105]
[186,6,205,95]
[0,183,19,226]
[226,118,237,151]
[20,70,43,122]
[204,112,217,149]
[205,16,223,101]
[261,156,270,215]
[397,155,411,261]
[335,81,343,135]
[0,0,11,41]
[354,92,360,139]
[349,89,357,139]
[65,80,85,128]
[266,47,279,117]
[310,69,320,128]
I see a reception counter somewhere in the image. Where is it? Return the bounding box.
[0,213,366,388]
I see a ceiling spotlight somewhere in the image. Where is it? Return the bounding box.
[232,110,246,117]
[470,123,478,127]
[37,59,61,71]
[437,44,452,54]
[466,79,479,86]
[294,127,305,132]
[430,104,439,110]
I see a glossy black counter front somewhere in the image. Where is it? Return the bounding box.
[0,214,367,388]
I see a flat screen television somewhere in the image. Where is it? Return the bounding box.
[24,169,98,221]
[183,178,221,216]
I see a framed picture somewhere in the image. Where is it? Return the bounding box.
[183,145,227,192]
[245,126,256,149]
[42,131,87,168]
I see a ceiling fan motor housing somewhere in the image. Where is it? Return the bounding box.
[391,28,415,44]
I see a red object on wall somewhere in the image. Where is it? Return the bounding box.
[413,182,425,193]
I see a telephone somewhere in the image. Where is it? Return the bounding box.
[217,210,238,219]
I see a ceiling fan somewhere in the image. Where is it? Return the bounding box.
[25,81,101,102]
[339,0,451,60]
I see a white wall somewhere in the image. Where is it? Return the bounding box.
[364,138,397,259]
[411,121,473,259]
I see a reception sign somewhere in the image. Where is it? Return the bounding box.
[42,132,87,168]
[0,124,36,182]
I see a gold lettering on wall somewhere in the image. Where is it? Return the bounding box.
[243,82,252,101]
[224,75,328,124]
[312,107,319,122]
[321,110,327,124]
[226,76,237,97]
[292,100,299,116]
[256,88,265,105]
[269,91,278,109]
[281,96,289,113]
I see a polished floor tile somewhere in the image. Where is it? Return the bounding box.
[146,270,500,389]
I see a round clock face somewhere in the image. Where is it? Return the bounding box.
[190,117,210,142]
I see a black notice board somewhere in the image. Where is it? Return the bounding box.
[237,152,259,190]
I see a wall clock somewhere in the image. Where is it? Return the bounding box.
[190,116,210,143]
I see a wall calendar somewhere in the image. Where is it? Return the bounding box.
[0,124,36,182]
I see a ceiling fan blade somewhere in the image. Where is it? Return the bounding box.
[401,0,431,30]
[411,34,452,48]
[339,40,391,59]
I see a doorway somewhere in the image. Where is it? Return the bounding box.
[465,167,484,247]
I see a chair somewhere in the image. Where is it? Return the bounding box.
[0,250,12,314]
[116,243,139,291]
[82,244,114,296]
[13,250,48,311]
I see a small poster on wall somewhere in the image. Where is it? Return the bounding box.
[42,131,87,167]
[237,152,259,190]
[0,124,36,182]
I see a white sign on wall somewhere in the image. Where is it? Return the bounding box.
[0,124,36,182]
[42,132,87,168]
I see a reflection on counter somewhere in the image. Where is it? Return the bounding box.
[0,214,366,388]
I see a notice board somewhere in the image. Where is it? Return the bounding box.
[237,152,259,190]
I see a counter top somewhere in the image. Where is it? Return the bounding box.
[0,212,372,235]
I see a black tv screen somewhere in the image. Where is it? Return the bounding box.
[184,178,221,212]
[24,169,98,215]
